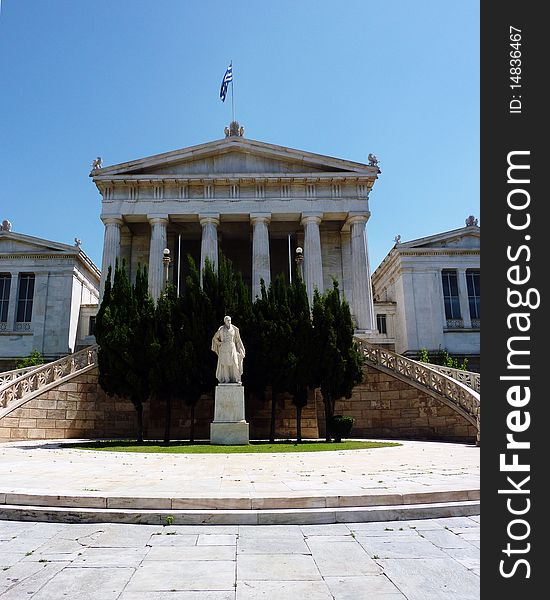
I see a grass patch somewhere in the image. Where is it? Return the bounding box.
[66,440,401,454]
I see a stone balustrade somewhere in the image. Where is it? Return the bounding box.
[0,346,98,419]
[419,363,480,393]
[356,339,480,441]
[0,364,40,388]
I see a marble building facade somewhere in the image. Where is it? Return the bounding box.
[92,133,380,331]
[371,223,480,367]
[0,225,100,368]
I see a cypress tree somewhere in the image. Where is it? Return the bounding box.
[95,261,151,442]
[150,284,185,443]
[312,281,364,441]
[181,256,217,441]
[287,277,313,443]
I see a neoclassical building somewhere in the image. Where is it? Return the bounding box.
[372,221,480,368]
[91,128,380,330]
[0,222,100,368]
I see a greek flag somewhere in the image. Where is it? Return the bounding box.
[220,62,233,102]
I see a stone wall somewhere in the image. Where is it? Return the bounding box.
[316,365,477,443]
[0,365,476,443]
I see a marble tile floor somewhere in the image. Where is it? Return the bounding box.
[0,516,480,599]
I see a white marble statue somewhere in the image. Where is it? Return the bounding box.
[211,316,245,384]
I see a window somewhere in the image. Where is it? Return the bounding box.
[89,316,96,336]
[0,274,11,322]
[16,273,35,323]
[441,270,461,320]
[376,314,387,335]
[466,269,480,320]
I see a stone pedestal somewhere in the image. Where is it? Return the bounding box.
[210,384,249,445]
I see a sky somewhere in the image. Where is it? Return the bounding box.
[0,0,479,271]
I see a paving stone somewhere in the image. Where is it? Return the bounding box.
[119,592,235,600]
[0,561,69,600]
[324,575,406,599]
[148,533,199,546]
[72,547,149,567]
[441,546,480,571]
[418,528,475,549]
[30,566,135,600]
[87,525,154,548]
[125,560,236,592]
[238,525,305,539]
[0,551,26,569]
[435,517,479,529]
[236,580,333,599]
[306,539,381,576]
[357,536,447,559]
[376,558,479,600]
[237,536,310,555]
[146,545,236,561]
[346,522,421,536]
[301,524,351,536]
[197,534,237,546]
[237,554,321,581]
[303,535,353,543]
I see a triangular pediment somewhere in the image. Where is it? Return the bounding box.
[400,226,480,250]
[0,231,79,255]
[91,137,377,178]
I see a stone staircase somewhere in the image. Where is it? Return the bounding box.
[356,339,480,443]
[1,342,480,444]
[0,346,98,420]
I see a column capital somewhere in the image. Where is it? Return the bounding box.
[250,213,271,225]
[199,214,220,227]
[301,213,323,226]
[346,212,370,227]
[147,214,169,226]
[101,215,124,226]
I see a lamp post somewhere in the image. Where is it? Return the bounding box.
[295,246,304,281]
[162,248,171,290]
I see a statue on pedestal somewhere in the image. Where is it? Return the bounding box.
[211,316,245,384]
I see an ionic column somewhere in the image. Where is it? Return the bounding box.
[457,269,472,328]
[347,214,375,331]
[199,214,220,281]
[301,213,324,304]
[99,216,123,300]
[148,215,169,300]
[250,213,271,299]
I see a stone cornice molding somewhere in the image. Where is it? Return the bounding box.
[95,173,376,185]
[0,253,101,281]
[90,136,380,178]
[373,247,480,287]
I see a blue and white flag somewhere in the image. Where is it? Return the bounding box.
[220,62,233,102]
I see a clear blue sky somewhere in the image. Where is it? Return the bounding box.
[0,0,479,271]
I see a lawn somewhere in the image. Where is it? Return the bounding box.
[67,440,401,454]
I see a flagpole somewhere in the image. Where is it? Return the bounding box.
[231,61,235,123]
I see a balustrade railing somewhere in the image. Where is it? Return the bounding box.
[0,345,98,418]
[419,363,480,393]
[0,364,43,387]
[356,339,480,429]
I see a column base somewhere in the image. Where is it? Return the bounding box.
[210,422,250,445]
[210,384,249,445]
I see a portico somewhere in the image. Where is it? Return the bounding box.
[92,131,380,331]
